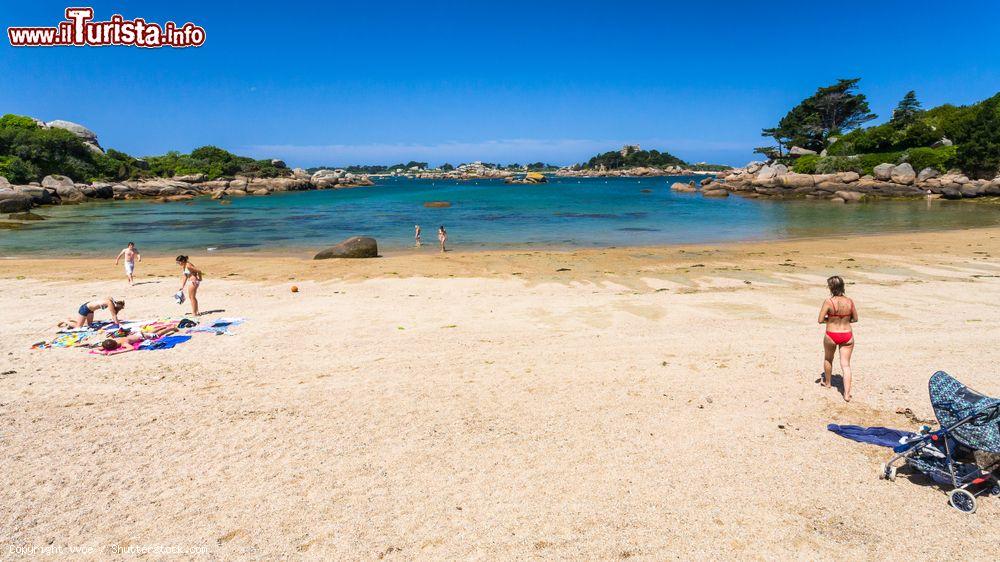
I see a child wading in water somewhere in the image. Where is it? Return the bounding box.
[818,275,858,402]
[437,225,447,253]
[415,224,422,247]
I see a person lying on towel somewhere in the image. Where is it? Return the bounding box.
[99,324,179,351]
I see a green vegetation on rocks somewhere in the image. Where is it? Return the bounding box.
[0,113,288,183]
[766,83,1000,179]
[584,148,686,170]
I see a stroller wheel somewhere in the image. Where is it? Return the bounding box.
[948,489,977,514]
[879,463,896,481]
[990,483,1000,497]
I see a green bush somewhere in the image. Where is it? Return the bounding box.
[956,96,1000,179]
[902,146,957,173]
[791,154,819,173]
[856,152,903,175]
[0,155,38,183]
[145,146,286,179]
[0,114,40,131]
[585,148,685,169]
[0,116,104,182]
[814,156,862,175]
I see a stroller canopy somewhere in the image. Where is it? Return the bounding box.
[929,371,1000,454]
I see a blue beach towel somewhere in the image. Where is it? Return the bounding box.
[139,335,191,350]
[827,424,917,448]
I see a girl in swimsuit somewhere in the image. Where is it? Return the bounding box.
[818,275,858,402]
[437,226,447,253]
[176,255,203,316]
[61,297,125,328]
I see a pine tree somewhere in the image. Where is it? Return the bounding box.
[891,90,923,126]
[763,79,877,152]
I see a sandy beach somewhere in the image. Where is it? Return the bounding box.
[1,227,999,559]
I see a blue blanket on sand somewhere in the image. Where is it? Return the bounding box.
[827,424,917,448]
[139,335,191,350]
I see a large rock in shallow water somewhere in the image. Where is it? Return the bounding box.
[314,237,379,259]
[82,183,114,199]
[41,175,84,202]
[670,181,698,193]
[13,185,53,205]
[0,193,32,213]
[701,188,729,197]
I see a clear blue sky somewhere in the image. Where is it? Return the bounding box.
[2,0,999,167]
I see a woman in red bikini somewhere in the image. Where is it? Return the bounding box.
[818,275,858,402]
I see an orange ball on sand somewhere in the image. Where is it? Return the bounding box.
[291,285,299,293]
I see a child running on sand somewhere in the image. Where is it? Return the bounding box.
[818,275,859,402]
[60,297,125,329]
[114,242,141,285]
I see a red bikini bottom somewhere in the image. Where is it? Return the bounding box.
[826,331,854,345]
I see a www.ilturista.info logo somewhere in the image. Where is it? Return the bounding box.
[7,7,206,48]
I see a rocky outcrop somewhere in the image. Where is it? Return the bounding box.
[671,181,698,193]
[917,167,940,183]
[314,236,379,259]
[0,191,32,213]
[553,163,724,178]
[708,161,1000,201]
[41,175,84,202]
[174,174,206,183]
[505,172,548,184]
[81,183,114,199]
[702,188,729,197]
[423,201,452,208]
[873,163,894,181]
[310,169,374,189]
[45,120,103,154]
[13,185,54,205]
[890,163,916,185]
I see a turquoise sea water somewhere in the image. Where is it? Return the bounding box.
[2,176,999,257]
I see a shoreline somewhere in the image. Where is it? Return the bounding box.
[3,226,998,283]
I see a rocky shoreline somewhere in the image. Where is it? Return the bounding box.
[701,161,1000,201]
[0,168,374,214]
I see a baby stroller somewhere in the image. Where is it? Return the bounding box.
[879,371,1000,513]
